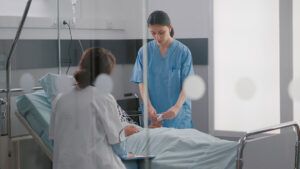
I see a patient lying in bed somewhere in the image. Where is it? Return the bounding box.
[121,124,237,169]
[16,87,238,169]
[117,106,237,169]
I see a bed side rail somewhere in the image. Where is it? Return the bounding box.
[0,87,43,94]
[14,111,53,160]
[0,87,42,136]
[236,121,300,169]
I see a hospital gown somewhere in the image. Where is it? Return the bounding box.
[131,39,194,128]
[49,86,126,169]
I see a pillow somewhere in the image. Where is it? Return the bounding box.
[38,73,75,102]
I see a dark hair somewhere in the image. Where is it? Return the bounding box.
[147,10,174,37]
[74,48,116,89]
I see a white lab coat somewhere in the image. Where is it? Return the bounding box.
[49,86,126,169]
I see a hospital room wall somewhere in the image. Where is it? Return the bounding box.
[0,3,209,167]
[0,1,297,169]
[0,1,210,168]
[0,0,211,133]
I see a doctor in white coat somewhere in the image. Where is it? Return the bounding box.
[49,48,126,169]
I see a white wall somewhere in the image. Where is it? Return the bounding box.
[0,0,211,40]
[293,0,300,123]
[0,0,127,39]
[0,0,57,39]
[148,0,211,38]
[0,0,54,17]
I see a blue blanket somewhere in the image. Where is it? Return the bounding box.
[124,128,238,169]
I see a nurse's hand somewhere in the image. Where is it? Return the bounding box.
[148,104,158,121]
[162,105,180,119]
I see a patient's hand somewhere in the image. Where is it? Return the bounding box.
[149,119,162,128]
[148,104,158,121]
[124,125,140,137]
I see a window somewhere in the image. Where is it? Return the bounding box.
[213,0,280,134]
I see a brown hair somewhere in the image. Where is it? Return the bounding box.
[74,48,116,89]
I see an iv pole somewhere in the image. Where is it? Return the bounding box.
[5,1,32,167]
[5,0,32,138]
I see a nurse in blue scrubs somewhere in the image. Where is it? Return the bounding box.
[131,10,194,129]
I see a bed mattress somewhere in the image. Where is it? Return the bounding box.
[16,90,53,151]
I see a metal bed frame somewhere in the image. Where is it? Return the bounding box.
[236,121,300,169]
[14,111,52,160]
[4,96,300,169]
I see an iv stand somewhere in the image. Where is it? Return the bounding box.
[5,0,32,137]
[4,1,32,168]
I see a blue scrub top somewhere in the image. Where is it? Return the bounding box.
[130,39,194,128]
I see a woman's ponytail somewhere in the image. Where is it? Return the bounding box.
[74,69,90,89]
[73,48,116,89]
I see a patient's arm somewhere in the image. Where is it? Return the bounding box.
[124,124,162,136]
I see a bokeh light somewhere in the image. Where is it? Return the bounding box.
[56,75,74,94]
[95,74,113,94]
[235,77,256,100]
[288,78,300,101]
[183,75,206,100]
[20,73,35,93]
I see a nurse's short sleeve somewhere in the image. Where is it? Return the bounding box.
[181,48,194,84]
[92,94,124,145]
[130,48,143,84]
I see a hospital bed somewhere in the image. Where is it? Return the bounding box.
[13,89,300,169]
[14,90,150,169]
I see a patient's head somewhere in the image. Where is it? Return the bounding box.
[74,48,116,89]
